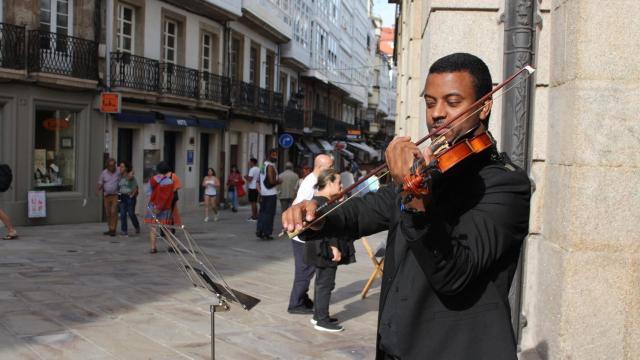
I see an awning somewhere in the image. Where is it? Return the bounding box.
[317,139,333,152]
[165,115,198,127]
[116,111,156,124]
[295,142,305,151]
[303,139,322,154]
[339,148,354,159]
[195,117,227,129]
[348,142,381,160]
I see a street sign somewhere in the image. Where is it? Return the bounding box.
[100,92,121,113]
[278,133,294,149]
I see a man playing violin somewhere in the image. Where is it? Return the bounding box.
[282,53,531,360]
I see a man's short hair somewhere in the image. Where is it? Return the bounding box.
[428,53,492,101]
[250,157,257,164]
[156,161,171,174]
[285,161,293,169]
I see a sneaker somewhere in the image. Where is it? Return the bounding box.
[213,215,219,222]
[119,231,128,236]
[310,317,338,325]
[135,227,141,234]
[247,217,257,222]
[204,217,209,222]
[314,321,343,332]
[232,208,238,213]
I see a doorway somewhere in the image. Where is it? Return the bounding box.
[164,131,177,171]
[117,128,133,165]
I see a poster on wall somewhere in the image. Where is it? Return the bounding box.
[28,191,47,218]
[248,132,258,160]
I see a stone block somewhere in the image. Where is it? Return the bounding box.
[550,0,640,83]
[430,0,501,10]
[531,85,548,161]
[535,11,551,86]
[561,252,632,359]
[542,164,640,251]
[528,161,545,235]
[520,235,567,359]
[626,257,640,358]
[546,80,640,167]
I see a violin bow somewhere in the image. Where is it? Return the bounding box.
[281,65,536,239]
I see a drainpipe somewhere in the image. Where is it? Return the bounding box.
[105,0,113,90]
[501,0,539,346]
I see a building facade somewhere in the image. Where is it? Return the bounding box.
[0,0,105,225]
[0,0,394,224]
[392,0,639,359]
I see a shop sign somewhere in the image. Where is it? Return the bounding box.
[186,150,194,165]
[347,129,361,140]
[43,118,70,131]
[100,92,121,113]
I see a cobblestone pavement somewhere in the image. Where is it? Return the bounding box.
[0,205,386,359]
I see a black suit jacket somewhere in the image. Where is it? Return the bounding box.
[305,151,531,359]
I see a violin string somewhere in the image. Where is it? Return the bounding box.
[284,68,534,239]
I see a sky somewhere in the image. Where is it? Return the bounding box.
[371,0,397,27]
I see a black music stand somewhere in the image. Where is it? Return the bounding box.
[153,222,260,359]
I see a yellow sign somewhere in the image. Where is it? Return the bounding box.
[100,92,121,113]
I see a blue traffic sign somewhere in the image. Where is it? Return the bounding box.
[278,133,294,149]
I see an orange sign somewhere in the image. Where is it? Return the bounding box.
[100,92,121,113]
[43,118,70,131]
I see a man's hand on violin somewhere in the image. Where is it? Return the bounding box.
[386,136,422,184]
[282,200,322,233]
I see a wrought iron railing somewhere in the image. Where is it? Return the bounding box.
[272,92,284,116]
[27,30,97,79]
[231,80,258,111]
[111,52,159,92]
[284,107,304,131]
[311,111,329,133]
[0,23,25,70]
[159,62,199,98]
[200,71,230,105]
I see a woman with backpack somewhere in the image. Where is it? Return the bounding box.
[144,161,175,253]
[304,168,356,332]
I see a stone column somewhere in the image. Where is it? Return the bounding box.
[519,1,640,359]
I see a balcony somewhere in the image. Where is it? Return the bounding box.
[0,23,25,70]
[159,63,199,99]
[309,111,329,134]
[333,120,349,139]
[111,52,159,92]
[283,107,304,133]
[230,80,283,119]
[27,30,98,80]
[110,52,231,107]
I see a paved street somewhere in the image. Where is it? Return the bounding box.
[0,205,385,360]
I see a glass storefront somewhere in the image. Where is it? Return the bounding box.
[34,108,76,192]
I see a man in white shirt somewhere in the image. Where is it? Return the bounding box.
[287,153,333,314]
[244,158,260,221]
[256,150,281,240]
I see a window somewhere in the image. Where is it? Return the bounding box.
[34,108,77,192]
[230,37,241,81]
[279,72,287,94]
[201,32,212,72]
[249,46,258,85]
[327,36,337,69]
[265,53,274,90]
[40,0,71,35]
[117,3,135,53]
[290,78,297,98]
[163,19,178,63]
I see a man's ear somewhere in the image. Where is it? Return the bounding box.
[479,99,493,121]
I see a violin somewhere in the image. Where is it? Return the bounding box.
[282,65,535,238]
[401,131,495,201]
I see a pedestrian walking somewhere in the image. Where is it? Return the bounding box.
[278,161,299,212]
[304,168,355,332]
[287,154,333,314]
[256,149,281,240]
[0,163,17,240]
[97,158,120,237]
[117,160,140,236]
[226,165,244,212]
[202,168,220,222]
[244,158,260,221]
[144,161,175,253]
